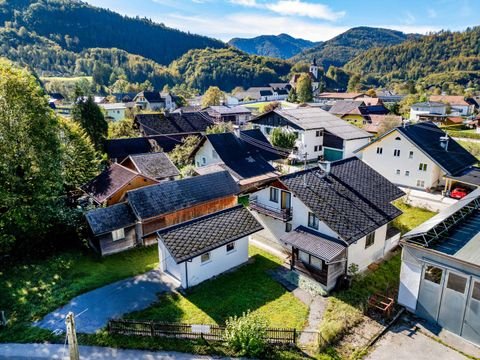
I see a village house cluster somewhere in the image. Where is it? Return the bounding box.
[62,80,480,348]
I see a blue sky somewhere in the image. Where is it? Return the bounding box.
[84,0,478,42]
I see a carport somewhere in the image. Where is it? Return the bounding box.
[445,167,480,192]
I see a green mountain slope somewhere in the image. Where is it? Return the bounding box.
[228,33,318,59]
[344,27,480,88]
[292,27,415,69]
[0,0,225,66]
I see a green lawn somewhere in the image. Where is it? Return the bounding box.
[458,140,480,160]
[318,202,436,352]
[0,246,158,342]
[125,246,308,329]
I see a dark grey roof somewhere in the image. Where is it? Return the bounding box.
[135,113,211,136]
[86,203,137,236]
[105,138,153,161]
[125,153,180,180]
[329,100,365,116]
[157,205,263,263]
[127,171,239,220]
[138,91,163,103]
[81,163,145,204]
[280,157,404,244]
[396,122,477,176]
[446,167,480,186]
[260,90,273,96]
[282,226,346,262]
[276,89,289,95]
[203,130,281,180]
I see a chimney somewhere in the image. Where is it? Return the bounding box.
[318,160,331,175]
[439,135,449,151]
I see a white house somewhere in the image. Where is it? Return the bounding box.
[157,205,263,288]
[409,101,447,121]
[398,189,480,346]
[430,95,475,117]
[248,157,404,292]
[100,103,126,121]
[206,105,252,125]
[250,107,372,162]
[356,122,477,190]
[133,91,165,111]
[192,129,283,191]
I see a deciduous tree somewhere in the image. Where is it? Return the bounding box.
[296,74,313,103]
[72,94,108,151]
[202,86,225,108]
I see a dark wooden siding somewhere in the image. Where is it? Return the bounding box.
[252,112,303,130]
[323,131,344,150]
[99,225,137,256]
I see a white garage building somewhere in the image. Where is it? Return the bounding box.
[157,205,263,289]
[398,188,480,346]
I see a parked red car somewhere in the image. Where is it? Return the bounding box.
[450,187,469,199]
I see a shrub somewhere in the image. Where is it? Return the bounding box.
[224,311,268,357]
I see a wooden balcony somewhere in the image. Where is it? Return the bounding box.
[249,200,292,222]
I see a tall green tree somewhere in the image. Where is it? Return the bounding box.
[287,87,297,103]
[0,59,63,255]
[72,94,108,150]
[202,86,225,108]
[206,122,234,134]
[59,118,100,190]
[296,74,313,103]
[270,128,297,149]
[169,135,201,169]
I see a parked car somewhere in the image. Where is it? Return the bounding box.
[450,187,469,199]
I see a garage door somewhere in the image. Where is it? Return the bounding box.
[462,279,480,345]
[417,265,445,322]
[438,271,470,335]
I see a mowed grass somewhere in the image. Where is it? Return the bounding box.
[318,202,436,349]
[40,76,93,83]
[126,246,309,329]
[0,246,158,342]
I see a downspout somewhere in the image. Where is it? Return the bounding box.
[185,261,189,289]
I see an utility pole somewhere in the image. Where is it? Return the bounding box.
[65,312,80,360]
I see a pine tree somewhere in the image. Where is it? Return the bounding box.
[72,94,108,151]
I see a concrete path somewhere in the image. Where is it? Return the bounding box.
[0,343,229,359]
[297,295,327,346]
[35,270,180,334]
[367,322,469,360]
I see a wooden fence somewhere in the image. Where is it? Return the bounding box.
[108,319,297,344]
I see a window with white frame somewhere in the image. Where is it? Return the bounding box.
[314,145,322,152]
[201,252,211,263]
[270,187,279,203]
[416,179,425,187]
[316,130,323,137]
[376,147,383,154]
[393,149,400,157]
[405,170,410,176]
[419,163,427,171]
[112,228,125,241]
[308,212,319,230]
[396,169,400,175]
[365,232,375,248]
[226,242,235,253]
[409,151,414,159]
[202,157,206,165]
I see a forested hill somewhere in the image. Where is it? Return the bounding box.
[344,27,480,88]
[292,27,415,69]
[170,48,291,92]
[0,0,225,65]
[228,34,318,59]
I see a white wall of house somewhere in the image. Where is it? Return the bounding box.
[347,223,388,271]
[299,129,324,160]
[344,138,370,158]
[410,104,446,120]
[360,130,444,189]
[105,108,125,121]
[449,104,473,116]
[159,236,249,288]
[194,140,221,168]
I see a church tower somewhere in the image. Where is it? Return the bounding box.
[309,58,318,80]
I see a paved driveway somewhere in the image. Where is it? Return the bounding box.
[35,270,179,334]
[367,322,468,360]
[0,343,228,359]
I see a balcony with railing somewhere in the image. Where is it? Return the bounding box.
[249,199,292,222]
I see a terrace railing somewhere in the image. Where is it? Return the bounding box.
[249,199,292,222]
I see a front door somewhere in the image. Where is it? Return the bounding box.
[281,191,291,210]
[437,271,470,335]
[462,279,480,345]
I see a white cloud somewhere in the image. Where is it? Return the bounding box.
[230,0,345,21]
[163,12,348,41]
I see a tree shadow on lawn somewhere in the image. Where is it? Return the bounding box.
[126,252,306,328]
